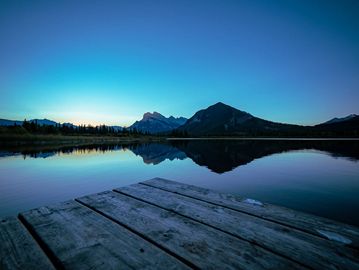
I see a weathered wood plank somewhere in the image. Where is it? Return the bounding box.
[116,183,359,270]
[0,217,55,270]
[19,200,189,270]
[77,190,306,270]
[142,177,359,249]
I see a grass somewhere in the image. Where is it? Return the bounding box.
[0,126,163,148]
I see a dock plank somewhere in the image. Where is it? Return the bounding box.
[0,217,55,270]
[116,183,359,270]
[142,177,359,249]
[77,190,305,270]
[4,177,359,270]
[19,200,189,270]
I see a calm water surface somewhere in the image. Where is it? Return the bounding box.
[1,139,359,226]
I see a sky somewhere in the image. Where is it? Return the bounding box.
[0,0,358,126]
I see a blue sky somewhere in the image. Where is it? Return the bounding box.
[0,0,358,126]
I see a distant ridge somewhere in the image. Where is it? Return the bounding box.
[0,119,23,126]
[0,118,123,131]
[321,114,359,125]
[0,118,58,126]
[314,114,359,134]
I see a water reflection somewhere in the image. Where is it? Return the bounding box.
[1,139,359,226]
[128,143,186,165]
[1,139,358,173]
[169,139,359,173]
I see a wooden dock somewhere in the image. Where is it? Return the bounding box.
[1,178,359,270]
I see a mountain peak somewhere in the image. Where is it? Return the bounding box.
[142,112,165,121]
[211,102,229,108]
[206,102,249,115]
[207,102,240,112]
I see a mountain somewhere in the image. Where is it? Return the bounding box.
[111,126,123,132]
[29,119,58,126]
[0,118,64,127]
[314,114,359,135]
[176,102,303,136]
[62,122,77,128]
[129,112,187,134]
[0,118,124,130]
[0,119,23,126]
[321,114,359,125]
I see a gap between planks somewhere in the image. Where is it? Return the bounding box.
[111,188,310,269]
[19,200,190,270]
[140,178,359,250]
[17,214,65,270]
[113,184,359,270]
[77,190,305,269]
[74,199,198,270]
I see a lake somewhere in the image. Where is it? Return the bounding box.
[1,139,359,227]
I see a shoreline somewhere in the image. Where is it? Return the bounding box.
[1,134,359,146]
[167,137,359,141]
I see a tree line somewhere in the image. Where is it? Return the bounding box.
[8,119,150,136]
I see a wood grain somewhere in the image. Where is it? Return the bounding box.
[0,217,55,270]
[142,177,359,249]
[19,200,189,270]
[77,190,305,270]
[116,183,359,270]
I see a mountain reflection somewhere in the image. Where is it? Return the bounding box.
[169,140,359,173]
[127,143,186,165]
[1,140,358,173]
